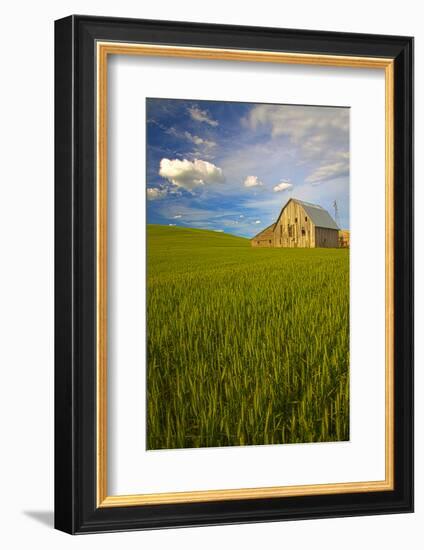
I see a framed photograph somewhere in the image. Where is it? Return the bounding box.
[54,15,413,534]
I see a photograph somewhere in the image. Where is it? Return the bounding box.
[146,98,350,450]
[52,13,413,535]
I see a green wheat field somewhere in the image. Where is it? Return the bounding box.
[147,225,350,450]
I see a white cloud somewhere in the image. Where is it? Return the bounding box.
[167,126,216,148]
[159,158,224,191]
[147,187,167,200]
[247,104,348,140]
[245,104,349,163]
[166,127,181,139]
[243,175,263,188]
[305,155,349,185]
[188,106,219,127]
[173,214,182,219]
[254,220,261,224]
[273,181,293,192]
[184,131,216,148]
[154,203,236,225]
[185,150,215,161]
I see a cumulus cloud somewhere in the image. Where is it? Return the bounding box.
[188,106,219,127]
[173,214,182,219]
[254,220,261,224]
[147,187,168,200]
[243,175,263,188]
[273,181,293,192]
[159,158,224,191]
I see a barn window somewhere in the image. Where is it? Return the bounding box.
[269,240,271,244]
[301,228,306,236]
[288,224,293,237]
[305,216,308,222]
[295,217,298,223]
[257,241,260,244]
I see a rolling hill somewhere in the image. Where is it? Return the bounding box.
[147,224,250,249]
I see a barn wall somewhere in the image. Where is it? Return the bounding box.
[315,227,339,248]
[274,201,314,248]
[251,225,275,247]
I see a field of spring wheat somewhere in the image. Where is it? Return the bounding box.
[146,224,349,450]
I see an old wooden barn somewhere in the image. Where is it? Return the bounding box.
[251,198,340,248]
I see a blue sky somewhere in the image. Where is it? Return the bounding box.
[146,98,349,237]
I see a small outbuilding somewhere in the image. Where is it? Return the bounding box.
[251,198,340,248]
[338,229,350,248]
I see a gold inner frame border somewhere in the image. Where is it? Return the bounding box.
[96,42,394,508]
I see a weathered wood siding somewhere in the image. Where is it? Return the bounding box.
[315,227,339,248]
[273,201,314,248]
[251,224,275,247]
[250,199,340,248]
[338,230,350,248]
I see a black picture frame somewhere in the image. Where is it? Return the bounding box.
[55,15,414,534]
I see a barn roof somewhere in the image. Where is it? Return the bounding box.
[277,198,339,230]
[251,223,276,240]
